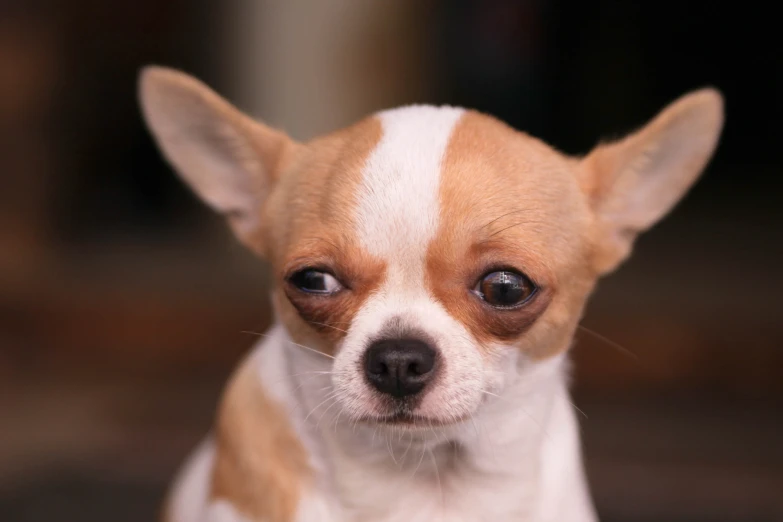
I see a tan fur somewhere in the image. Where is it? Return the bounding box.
[425,91,723,360]
[264,116,387,353]
[205,118,389,519]
[210,355,309,521]
[139,67,295,255]
[428,111,596,359]
[579,89,724,273]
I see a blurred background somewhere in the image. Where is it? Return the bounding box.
[1,1,781,521]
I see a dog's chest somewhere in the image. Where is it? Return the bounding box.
[329,450,537,522]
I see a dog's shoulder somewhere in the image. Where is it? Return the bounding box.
[210,340,312,522]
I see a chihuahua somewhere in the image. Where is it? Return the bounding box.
[139,67,723,522]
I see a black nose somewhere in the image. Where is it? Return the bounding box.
[364,339,437,398]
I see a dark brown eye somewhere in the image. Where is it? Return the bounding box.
[289,269,342,294]
[474,270,536,308]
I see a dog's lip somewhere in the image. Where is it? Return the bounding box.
[362,412,470,428]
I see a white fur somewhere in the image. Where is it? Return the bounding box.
[167,437,215,522]
[169,329,597,521]
[166,105,597,521]
[333,291,486,423]
[204,500,252,522]
[336,106,486,423]
[355,105,464,262]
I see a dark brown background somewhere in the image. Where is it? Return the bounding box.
[1,1,781,521]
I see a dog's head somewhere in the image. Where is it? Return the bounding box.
[140,67,723,428]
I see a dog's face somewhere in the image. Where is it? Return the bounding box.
[140,68,723,428]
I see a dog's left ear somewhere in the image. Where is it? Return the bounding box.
[138,66,295,254]
[579,89,724,274]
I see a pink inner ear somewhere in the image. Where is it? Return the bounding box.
[578,88,724,274]
[139,66,297,253]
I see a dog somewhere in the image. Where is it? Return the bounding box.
[139,66,723,522]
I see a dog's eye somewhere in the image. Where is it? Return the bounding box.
[289,269,342,294]
[474,270,536,308]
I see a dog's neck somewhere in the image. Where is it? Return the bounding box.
[273,325,591,520]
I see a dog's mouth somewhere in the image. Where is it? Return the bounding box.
[345,390,480,429]
[360,411,470,428]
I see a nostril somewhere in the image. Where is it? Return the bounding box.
[412,354,434,376]
[408,359,431,377]
[368,359,386,376]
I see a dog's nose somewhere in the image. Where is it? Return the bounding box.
[364,339,437,398]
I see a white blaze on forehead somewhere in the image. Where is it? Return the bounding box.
[337,107,492,426]
[355,105,464,266]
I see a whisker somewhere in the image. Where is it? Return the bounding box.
[481,389,503,399]
[290,370,334,377]
[241,329,272,340]
[303,391,340,424]
[273,376,331,396]
[486,220,549,238]
[387,431,398,466]
[576,324,640,361]
[309,319,353,327]
[428,448,443,507]
[478,208,540,231]
[571,402,589,420]
[289,341,336,360]
[299,236,342,251]
[333,410,343,434]
[412,444,427,479]
[519,406,551,441]
[554,391,589,420]
[307,320,349,334]
[315,398,341,431]
[399,431,414,464]
[469,417,481,440]
[241,330,335,360]
[480,390,551,441]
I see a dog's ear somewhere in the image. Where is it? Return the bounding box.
[579,89,724,274]
[138,66,294,254]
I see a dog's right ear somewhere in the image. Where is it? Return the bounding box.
[138,66,295,254]
[578,89,724,274]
